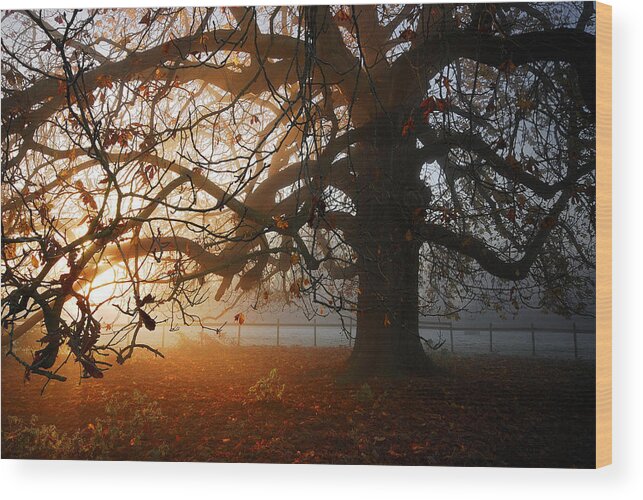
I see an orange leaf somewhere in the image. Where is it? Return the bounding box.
[383,313,391,328]
[234,312,246,325]
[272,215,289,230]
[334,9,351,22]
[96,74,113,89]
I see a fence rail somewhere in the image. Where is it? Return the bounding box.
[158,318,594,359]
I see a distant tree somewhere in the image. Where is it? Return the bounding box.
[1,4,596,380]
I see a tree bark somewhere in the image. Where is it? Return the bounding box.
[347,240,429,378]
[344,128,431,378]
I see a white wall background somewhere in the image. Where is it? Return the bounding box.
[1,0,641,498]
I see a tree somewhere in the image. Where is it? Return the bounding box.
[1,4,596,381]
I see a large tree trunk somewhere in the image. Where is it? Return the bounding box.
[347,241,429,377]
[344,128,431,378]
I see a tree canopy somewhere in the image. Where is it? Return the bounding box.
[1,4,596,381]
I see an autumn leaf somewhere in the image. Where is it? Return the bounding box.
[401,117,414,137]
[404,229,413,241]
[290,253,300,266]
[139,293,155,306]
[40,41,52,52]
[139,309,156,331]
[498,59,517,75]
[30,254,39,268]
[505,154,521,170]
[387,446,403,458]
[410,442,426,454]
[506,208,516,222]
[400,28,416,41]
[139,11,152,26]
[383,314,391,328]
[289,282,301,298]
[54,14,64,24]
[80,358,104,378]
[420,96,436,113]
[234,312,246,325]
[517,97,536,111]
[434,98,449,113]
[540,216,557,230]
[80,192,98,210]
[334,9,351,22]
[442,76,451,94]
[96,74,113,89]
[272,215,289,230]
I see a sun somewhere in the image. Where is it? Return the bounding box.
[87,267,119,305]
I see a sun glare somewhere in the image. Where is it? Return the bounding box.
[87,267,118,306]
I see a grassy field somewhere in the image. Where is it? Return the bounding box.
[2,342,595,467]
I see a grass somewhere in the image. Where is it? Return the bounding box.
[2,341,595,466]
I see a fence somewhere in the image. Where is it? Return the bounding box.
[152,318,594,359]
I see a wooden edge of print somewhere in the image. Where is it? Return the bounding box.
[596,1,612,469]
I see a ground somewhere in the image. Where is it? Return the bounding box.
[1,341,595,467]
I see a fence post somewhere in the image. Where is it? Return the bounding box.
[314,319,317,347]
[573,322,578,359]
[161,325,165,349]
[348,316,353,347]
[489,322,493,352]
[237,322,241,346]
[531,322,535,356]
[449,323,454,353]
[276,318,280,346]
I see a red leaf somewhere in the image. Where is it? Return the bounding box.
[401,117,415,137]
[435,98,449,113]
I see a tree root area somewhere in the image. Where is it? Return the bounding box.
[2,344,595,467]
